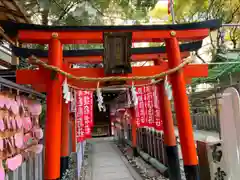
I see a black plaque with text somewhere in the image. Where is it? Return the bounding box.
[103,32,132,75]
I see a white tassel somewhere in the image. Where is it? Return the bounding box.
[164,76,173,100]
[65,91,71,104]
[62,78,70,104]
[62,78,68,94]
[96,82,104,111]
[131,82,138,106]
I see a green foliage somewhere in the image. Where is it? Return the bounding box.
[150,0,240,50]
[20,0,156,26]
[61,155,77,180]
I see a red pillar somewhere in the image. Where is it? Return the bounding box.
[155,59,181,180]
[45,34,63,179]
[60,101,69,178]
[165,36,199,180]
[130,107,138,156]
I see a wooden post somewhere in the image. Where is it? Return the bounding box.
[70,113,76,152]
[60,100,70,179]
[165,36,199,180]
[155,59,181,180]
[130,107,138,156]
[44,34,63,180]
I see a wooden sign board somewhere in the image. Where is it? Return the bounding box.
[103,32,132,75]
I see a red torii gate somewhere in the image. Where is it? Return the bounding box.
[1,19,221,180]
[15,47,202,180]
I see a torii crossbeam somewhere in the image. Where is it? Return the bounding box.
[0,19,221,180]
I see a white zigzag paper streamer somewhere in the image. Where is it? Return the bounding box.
[164,76,173,101]
[131,83,138,106]
[96,84,105,111]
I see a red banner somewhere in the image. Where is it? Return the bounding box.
[153,85,163,131]
[83,91,93,138]
[145,86,155,128]
[135,87,146,127]
[75,90,93,142]
[75,90,85,142]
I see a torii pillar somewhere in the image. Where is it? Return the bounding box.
[44,33,63,180]
[166,34,199,179]
[154,59,181,180]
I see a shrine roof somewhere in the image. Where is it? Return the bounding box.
[11,41,202,59]
[0,0,30,24]
[192,50,240,85]
[0,19,221,38]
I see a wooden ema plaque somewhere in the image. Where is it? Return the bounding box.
[103,32,132,75]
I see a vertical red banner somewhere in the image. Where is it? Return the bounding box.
[153,85,163,131]
[135,87,146,127]
[75,90,94,142]
[83,91,93,139]
[145,86,155,128]
[75,90,85,142]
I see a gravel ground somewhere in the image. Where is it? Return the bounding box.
[117,143,168,180]
[80,139,186,180]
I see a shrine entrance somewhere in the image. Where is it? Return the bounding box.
[0,19,221,180]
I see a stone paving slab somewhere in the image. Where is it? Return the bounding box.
[91,138,137,180]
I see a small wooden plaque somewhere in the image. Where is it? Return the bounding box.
[103,32,132,75]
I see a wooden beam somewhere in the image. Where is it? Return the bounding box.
[18,29,209,44]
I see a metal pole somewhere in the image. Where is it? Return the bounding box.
[222,24,240,27]
[170,0,175,24]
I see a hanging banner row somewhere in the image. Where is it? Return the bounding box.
[135,85,163,131]
[110,85,163,131]
[72,84,163,142]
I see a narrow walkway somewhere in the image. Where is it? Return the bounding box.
[91,138,140,180]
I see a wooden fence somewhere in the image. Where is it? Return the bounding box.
[173,113,220,132]
[124,125,168,166]
[5,153,43,180]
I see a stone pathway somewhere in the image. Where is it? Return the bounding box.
[91,138,141,180]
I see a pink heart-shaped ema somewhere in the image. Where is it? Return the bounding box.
[10,101,19,115]
[26,144,43,154]
[28,102,42,116]
[0,138,3,151]
[0,95,5,109]
[15,96,21,106]
[0,160,5,180]
[21,96,28,107]
[32,127,43,140]
[22,117,32,131]
[4,97,12,110]
[15,116,22,129]
[6,154,22,171]
[15,132,24,148]
[11,117,17,130]
[6,116,11,130]
[0,118,5,132]
[24,133,33,146]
